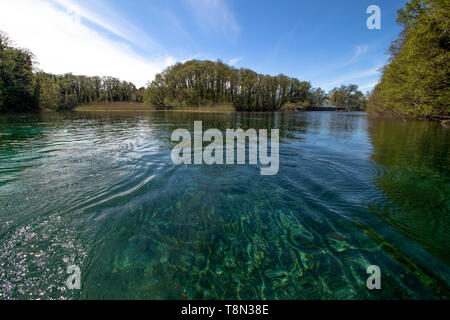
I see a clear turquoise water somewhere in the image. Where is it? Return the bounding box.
[0,111,448,300]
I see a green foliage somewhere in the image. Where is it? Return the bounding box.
[144,60,327,111]
[368,0,450,118]
[329,84,367,111]
[132,87,145,103]
[0,32,38,112]
[1,31,139,112]
[34,72,139,110]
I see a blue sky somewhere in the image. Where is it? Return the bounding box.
[0,0,408,92]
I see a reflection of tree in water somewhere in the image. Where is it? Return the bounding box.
[368,117,450,264]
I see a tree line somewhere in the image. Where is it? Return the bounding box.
[0,32,143,112]
[34,72,144,110]
[1,30,367,113]
[144,59,366,111]
[367,0,449,118]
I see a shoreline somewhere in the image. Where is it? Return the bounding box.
[74,104,237,113]
[74,108,236,114]
[73,104,356,114]
[367,111,450,123]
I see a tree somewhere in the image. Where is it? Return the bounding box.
[0,31,38,112]
[329,84,367,110]
[1,31,140,112]
[143,59,327,111]
[367,0,450,118]
[33,72,138,110]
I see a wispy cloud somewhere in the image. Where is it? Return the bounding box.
[0,0,175,87]
[349,44,369,63]
[321,65,382,91]
[300,44,372,82]
[360,81,379,91]
[185,0,239,40]
[164,11,196,45]
[229,55,245,66]
[50,0,161,52]
[337,44,370,69]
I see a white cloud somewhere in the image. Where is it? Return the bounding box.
[50,0,160,51]
[322,66,381,90]
[186,0,239,39]
[164,11,196,45]
[0,0,175,87]
[360,82,379,91]
[351,44,369,62]
[229,55,245,66]
[338,44,369,69]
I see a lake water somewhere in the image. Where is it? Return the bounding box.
[0,111,448,299]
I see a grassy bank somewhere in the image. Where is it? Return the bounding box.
[75,104,156,111]
[75,103,236,112]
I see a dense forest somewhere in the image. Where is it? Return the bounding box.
[368,0,449,118]
[143,59,328,111]
[0,32,37,112]
[0,32,142,112]
[143,59,363,111]
[1,30,368,113]
[34,72,144,110]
